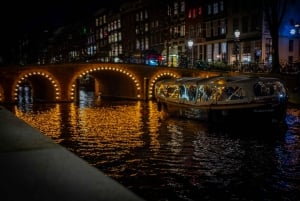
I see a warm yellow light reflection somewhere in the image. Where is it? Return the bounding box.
[60,102,147,161]
[12,100,174,171]
[147,101,161,151]
[14,104,62,142]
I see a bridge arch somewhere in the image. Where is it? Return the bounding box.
[148,70,181,99]
[69,65,142,101]
[13,70,61,102]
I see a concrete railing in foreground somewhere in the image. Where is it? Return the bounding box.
[0,106,144,201]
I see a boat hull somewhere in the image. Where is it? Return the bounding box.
[157,99,287,125]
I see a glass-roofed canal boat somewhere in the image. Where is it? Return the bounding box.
[154,75,288,125]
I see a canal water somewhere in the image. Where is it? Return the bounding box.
[4,94,300,201]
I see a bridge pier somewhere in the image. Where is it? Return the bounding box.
[143,77,149,100]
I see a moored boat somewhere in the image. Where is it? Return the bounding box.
[154,75,288,124]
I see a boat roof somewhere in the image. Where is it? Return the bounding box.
[157,75,283,85]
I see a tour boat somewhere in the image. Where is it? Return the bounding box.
[154,75,288,124]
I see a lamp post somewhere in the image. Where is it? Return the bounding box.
[188,40,194,68]
[234,29,240,67]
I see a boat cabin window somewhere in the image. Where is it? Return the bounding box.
[156,84,179,99]
[218,86,246,101]
[179,85,188,100]
[195,84,246,102]
[166,85,179,98]
[196,85,213,102]
[253,81,286,97]
[179,84,198,102]
[156,84,167,97]
[189,85,197,101]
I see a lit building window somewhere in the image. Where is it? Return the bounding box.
[207,44,212,62]
[180,1,185,13]
[114,32,118,42]
[141,40,145,50]
[220,19,226,34]
[213,3,218,14]
[99,17,103,25]
[168,5,172,16]
[221,42,227,54]
[193,8,196,18]
[174,26,178,37]
[188,9,192,18]
[100,29,103,39]
[140,11,143,20]
[145,37,149,49]
[180,24,185,36]
[118,32,122,41]
[214,43,219,60]
[174,2,178,15]
[198,7,202,16]
[114,21,117,30]
[104,29,108,38]
[118,19,121,28]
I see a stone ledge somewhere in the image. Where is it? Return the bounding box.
[0,106,144,201]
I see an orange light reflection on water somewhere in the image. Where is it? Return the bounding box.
[14,101,163,167]
[14,104,62,142]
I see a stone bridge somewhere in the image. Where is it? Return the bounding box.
[0,63,221,103]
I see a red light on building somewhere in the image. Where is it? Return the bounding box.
[198,7,202,15]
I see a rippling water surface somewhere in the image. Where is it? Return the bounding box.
[5,99,300,201]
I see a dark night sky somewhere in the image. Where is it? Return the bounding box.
[0,1,122,52]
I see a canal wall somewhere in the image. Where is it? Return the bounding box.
[0,105,144,201]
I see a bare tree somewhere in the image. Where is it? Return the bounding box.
[263,0,289,73]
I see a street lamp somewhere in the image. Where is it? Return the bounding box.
[188,40,194,68]
[234,29,240,68]
[290,22,300,36]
